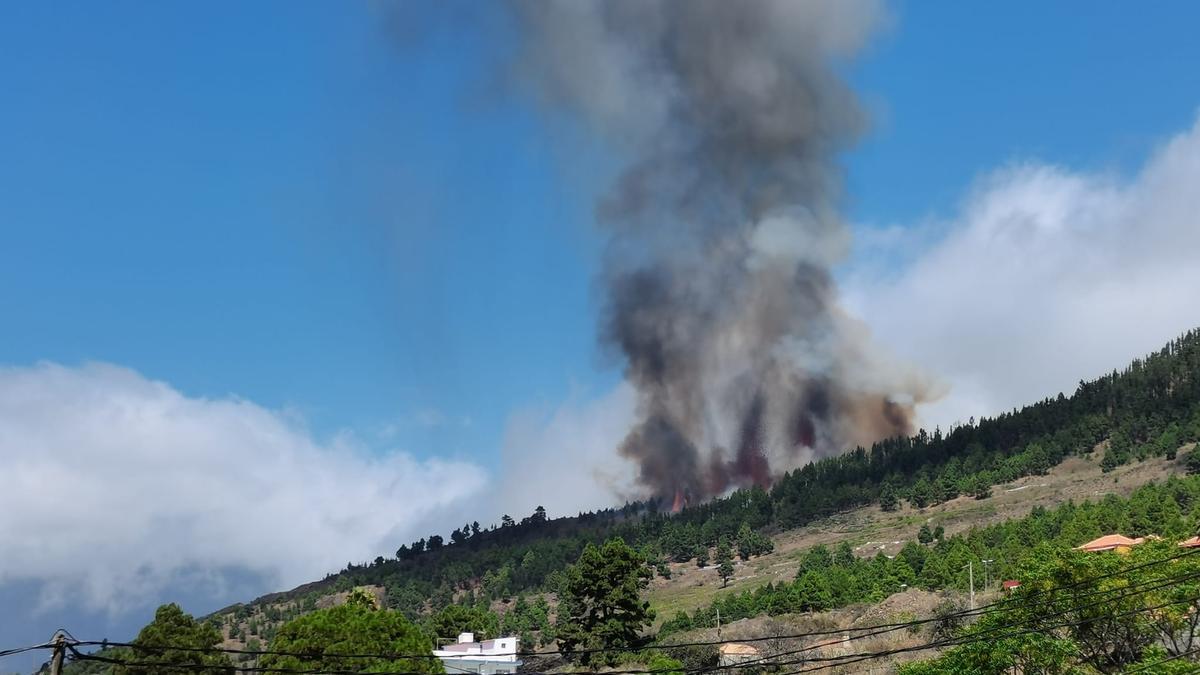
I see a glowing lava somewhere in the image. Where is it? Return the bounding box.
[671,489,686,513]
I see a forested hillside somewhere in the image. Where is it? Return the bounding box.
[208,329,1200,643]
[49,328,1200,675]
[659,473,1200,637]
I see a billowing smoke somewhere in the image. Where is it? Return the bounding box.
[510,0,934,504]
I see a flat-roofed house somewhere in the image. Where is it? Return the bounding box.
[433,633,521,674]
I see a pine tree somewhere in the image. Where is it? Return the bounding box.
[716,538,734,588]
[736,523,774,560]
[262,602,440,674]
[880,485,900,512]
[968,474,993,500]
[1187,451,1200,475]
[910,477,934,508]
[555,538,654,666]
[114,604,235,675]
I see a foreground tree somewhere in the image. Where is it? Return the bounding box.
[113,603,233,675]
[556,537,655,666]
[901,540,1200,674]
[261,594,443,674]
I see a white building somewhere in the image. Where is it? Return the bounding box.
[433,632,522,674]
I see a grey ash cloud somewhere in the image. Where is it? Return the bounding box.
[509,0,935,505]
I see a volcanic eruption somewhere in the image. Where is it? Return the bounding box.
[510,0,934,505]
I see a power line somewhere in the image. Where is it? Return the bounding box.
[1126,647,1200,673]
[779,564,1200,672]
[74,545,1200,666]
[50,599,1200,675]
[651,544,1200,658]
[69,647,435,675]
[0,628,81,662]
[666,568,1200,675]
[70,583,1200,675]
[524,564,1200,675]
[785,561,1200,666]
[77,639,516,662]
[0,642,53,660]
[784,589,1200,674]
[542,544,1200,665]
[32,546,1200,675]
[70,575,1200,675]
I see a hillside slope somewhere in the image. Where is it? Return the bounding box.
[646,447,1193,621]
[207,329,1200,652]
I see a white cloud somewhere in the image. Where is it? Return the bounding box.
[494,382,638,519]
[847,115,1200,429]
[0,362,486,614]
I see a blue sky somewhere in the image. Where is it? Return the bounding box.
[1,1,609,466]
[4,1,1199,464]
[4,1,1200,669]
[847,1,1200,226]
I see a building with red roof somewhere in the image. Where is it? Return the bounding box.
[1076,534,1146,554]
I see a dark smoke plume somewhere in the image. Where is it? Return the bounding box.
[509,0,934,504]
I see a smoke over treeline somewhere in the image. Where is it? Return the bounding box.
[508,0,934,505]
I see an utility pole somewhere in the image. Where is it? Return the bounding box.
[968,561,975,610]
[982,559,994,590]
[48,630,67,675]
[716,608,721,639]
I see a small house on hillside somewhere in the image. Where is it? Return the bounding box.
[718,643,760,667]
[433,633,521,674]
[1076,534,1146,554]
[1002,580,1022,593]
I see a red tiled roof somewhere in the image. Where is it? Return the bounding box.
[1076,534,1142,552]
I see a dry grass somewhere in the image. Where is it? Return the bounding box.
[646,450,1191,621]
[654,589,951,673]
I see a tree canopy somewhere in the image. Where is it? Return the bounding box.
[555,537,655,666]
[902,540,1200,674]
[112,603,233,675]
[260,602,442,674]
